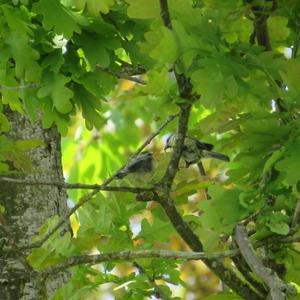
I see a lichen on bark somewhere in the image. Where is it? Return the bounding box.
[0,107,70,299]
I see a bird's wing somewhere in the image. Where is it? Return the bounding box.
[127,152,153,172]
[189,137,214,151]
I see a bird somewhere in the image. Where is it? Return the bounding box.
[115,151,154,179]
[164,134,229,167]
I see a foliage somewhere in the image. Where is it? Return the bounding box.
[1,0,300,299]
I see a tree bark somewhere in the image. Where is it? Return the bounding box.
[0,107,70,299]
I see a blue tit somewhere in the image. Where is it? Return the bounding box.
[116,151,154,179]
[164,134,229,167]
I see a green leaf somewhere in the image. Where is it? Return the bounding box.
[224,75,238,98]
[2,4,32,36]
[126,0,160,19]
[73,85,105,130]
[192,66,224,107]
[23,89,41,121]
[38,72,73,114]
[172,20,204,69]
[41,50,65,73]
[76,33,110,69]
[275,137,300,185]
[0,162,9,173]
[0,135,33,172]
[33,0,82,38]
[268,16,290,45]
[202,291,243,300]
[15,139,44,151]
[0,112,10,132]
[280,58,300,101]
[42,98,70,135]
[73,0,114,15]
[6,30,41,82]
[141,26,178,67]
[267,220,290,236]
[263,148,284,174]
[198,186,249,234]
[27,247,63,270]
[138,217,174,244]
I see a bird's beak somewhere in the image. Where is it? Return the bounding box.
[164,145,170,151]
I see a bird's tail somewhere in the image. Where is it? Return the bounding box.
[206,151,230,162]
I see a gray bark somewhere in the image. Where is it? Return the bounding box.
[0,107,70,299]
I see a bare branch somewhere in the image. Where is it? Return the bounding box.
[155,2,262,300]
[19,114,176,249]
[96,65,147,85]
[41,249,238,276]
[116,59,146,75]
[131,114,178,159]
[159,0,172,29]
[249,2,277,51]
[196,162,209,200]
[0,83,38,91]
[103,113,178,185]
[254,233,300,249]
[235,224,296,299]
[160,105,191,191]
[0,177,153,193]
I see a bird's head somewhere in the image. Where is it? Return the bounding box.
[164,134,175,151]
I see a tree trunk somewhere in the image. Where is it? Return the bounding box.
[0,107,70,299]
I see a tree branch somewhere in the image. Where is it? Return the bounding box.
[116,59,146,75]
[20,114,176,249]
[0,177,153,193]
[160,105,191,191]
[235,224,296,299]
[0,83,38,91]
[154,2,263,300]
[96,65,147,85]
[159,0,172,29]
[231,240,268,296]
[41,249,238,276]
[250,2,277,51]
[131,113,178,159]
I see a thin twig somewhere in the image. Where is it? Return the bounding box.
[156,2,262,300]
[103,113,178,185]
[96,65,147,85]
[20,114,176,249]
[116,59,146,75]
[0,177,153,193]
[156,0,262,300]
[161,106,191,191]
[0,83,38,91]
[254,234,300,249]
[131,114,178,159]
[197,162,209,200]
[41,249,238,276]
